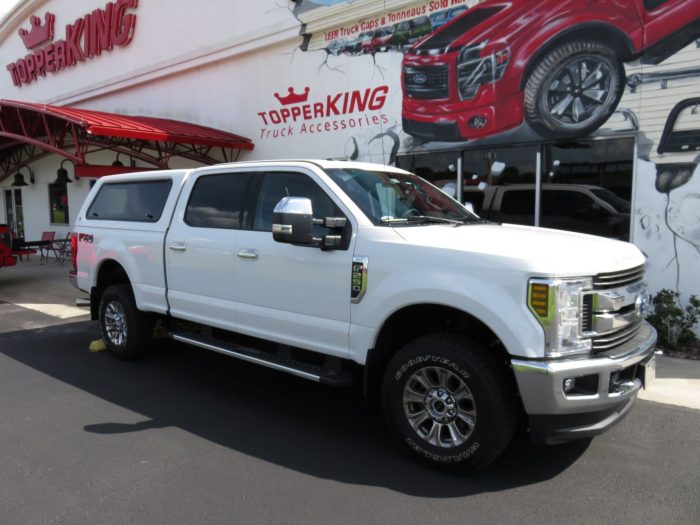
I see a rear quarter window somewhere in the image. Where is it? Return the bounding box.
[87,180,173,222]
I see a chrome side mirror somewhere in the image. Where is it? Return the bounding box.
[272,197,315,245]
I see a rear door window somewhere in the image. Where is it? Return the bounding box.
[185,172,253,229]
[87,180,172,222]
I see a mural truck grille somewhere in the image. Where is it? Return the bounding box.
[404,66,449,99]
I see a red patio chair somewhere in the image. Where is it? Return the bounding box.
[39,231,56,263]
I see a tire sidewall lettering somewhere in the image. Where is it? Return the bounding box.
[405,437,480,464]
[395,354,469,382]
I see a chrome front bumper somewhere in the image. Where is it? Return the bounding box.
[511,322,656,443]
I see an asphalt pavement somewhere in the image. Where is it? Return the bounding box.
[0,259,699,524]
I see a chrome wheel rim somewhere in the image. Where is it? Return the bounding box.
[403,366,477,448]
[545,55,612,127]
[104,300,128,347]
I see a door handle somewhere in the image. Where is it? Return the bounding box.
[237,248,258,259]
[168,243,187,252]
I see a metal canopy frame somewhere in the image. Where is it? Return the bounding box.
[0,100,254,179]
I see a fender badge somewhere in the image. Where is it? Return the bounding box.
[351,256,368,304]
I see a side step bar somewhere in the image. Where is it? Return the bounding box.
[170,333,353,387]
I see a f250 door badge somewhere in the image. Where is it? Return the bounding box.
[351,256,368,304]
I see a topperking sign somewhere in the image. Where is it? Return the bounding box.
[5,0,138,87]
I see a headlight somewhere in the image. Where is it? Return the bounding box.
[528,277,593,358]
[457,42,510,100]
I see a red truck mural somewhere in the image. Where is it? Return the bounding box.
[401,0,700,142]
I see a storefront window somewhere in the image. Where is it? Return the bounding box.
[397,137,633,240]
[544,138,633,240]
[49,182,69,224]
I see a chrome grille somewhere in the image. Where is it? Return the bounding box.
[592,265,644,289]
[592,324,641,351]
[404,65,449,99]
[587,265,647,353]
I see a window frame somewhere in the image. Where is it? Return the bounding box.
[248,168,353,251]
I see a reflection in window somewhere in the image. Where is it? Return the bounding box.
[48,182,69,224]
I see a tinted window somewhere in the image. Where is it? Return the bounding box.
[542,190,592,216]
[87,180,172,222]
[500,189,535,217]
[185,172,252,229]
[253,172,341,233]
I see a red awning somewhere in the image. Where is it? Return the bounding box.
[0,99,254,177]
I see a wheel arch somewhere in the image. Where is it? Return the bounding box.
[364,303,515,402]
[519,23,636,91]
[90,259,132,320]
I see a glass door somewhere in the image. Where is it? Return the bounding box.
[4,189,24,238]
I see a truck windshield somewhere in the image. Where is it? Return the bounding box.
[325,168,479,225]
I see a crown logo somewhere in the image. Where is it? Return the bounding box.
[274,87,310,106]
[18,12,55,49]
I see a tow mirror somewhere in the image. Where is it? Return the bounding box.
[272,197,315,245]
[272,197,347,249]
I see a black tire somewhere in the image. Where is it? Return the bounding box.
[381,333,517,472]
[524,40,625,139]
[98,283,153,360]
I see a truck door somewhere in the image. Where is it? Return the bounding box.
[165,169,254,329]
[233,169,355,358]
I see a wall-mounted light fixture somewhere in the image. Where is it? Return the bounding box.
[112,152,124,167]
[54,159,74,184]
[11,165,34,186]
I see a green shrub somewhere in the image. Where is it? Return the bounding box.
[646,289,700,351]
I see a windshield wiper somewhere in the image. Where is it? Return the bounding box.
[381,215,467,226]
[406,215,466,225]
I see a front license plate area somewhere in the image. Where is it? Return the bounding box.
[639,354,656,389]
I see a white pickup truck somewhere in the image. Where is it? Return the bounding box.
[70,160,656,471]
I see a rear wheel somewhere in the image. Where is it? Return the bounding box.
[381,333,518,472]
[99,284,153,359]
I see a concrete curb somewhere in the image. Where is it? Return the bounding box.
[638,355,700,410]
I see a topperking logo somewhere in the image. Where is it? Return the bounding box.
[257,85,389,140]
[6,0,138,88]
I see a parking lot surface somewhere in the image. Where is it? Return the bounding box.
[1,320,699,525]
[1,259,699,523]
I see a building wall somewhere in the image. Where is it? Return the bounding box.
[1,0,699,314]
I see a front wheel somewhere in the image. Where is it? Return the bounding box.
[381,334,518,472]
[99,283,153,359]
[524,40,625,139]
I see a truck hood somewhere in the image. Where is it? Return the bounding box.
[413,1,517,52]
[391,223,645,277]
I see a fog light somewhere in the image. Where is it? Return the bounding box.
[563,378,576,393]
[469,116,487,128]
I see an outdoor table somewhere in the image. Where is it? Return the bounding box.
[13,239,53,263]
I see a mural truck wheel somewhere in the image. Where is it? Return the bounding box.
[381,333,518,472]
[524,40,625,139]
